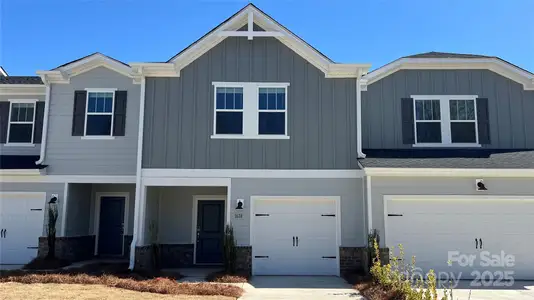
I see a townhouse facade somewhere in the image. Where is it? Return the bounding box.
[1,4,534,278]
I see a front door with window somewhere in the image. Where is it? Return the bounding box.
[98,196,125,256]
[195,200,225,264]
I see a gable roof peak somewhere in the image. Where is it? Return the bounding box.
[405,51,494,59]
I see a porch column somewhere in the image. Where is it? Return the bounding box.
[60,182,69,236]
[226,183,232,225]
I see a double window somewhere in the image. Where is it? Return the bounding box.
[213,82,289,139]
[85,91,115,136]
[413,95,478,146]
[7,101,36,144]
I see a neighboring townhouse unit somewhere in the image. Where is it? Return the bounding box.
[360,52,534,279]
[1,4,534,279]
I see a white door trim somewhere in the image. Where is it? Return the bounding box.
[382,195,534,247]
[94,192,130,256]
[191,195,227,265]
[249,196,342,276]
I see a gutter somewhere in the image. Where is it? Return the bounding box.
[35,85,51,165]
[356,74,366,158]
[129,77,146,270]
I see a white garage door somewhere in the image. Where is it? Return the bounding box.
[251,197,339,276]
[386,197,534,280]
[0,192,46,265]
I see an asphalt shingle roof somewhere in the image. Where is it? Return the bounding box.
[0,76,43,84]
[360,149,534,169]
[404,51,493,59]
[0,155,47,169]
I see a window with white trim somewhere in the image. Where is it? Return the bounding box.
[413,95,478,146]
[212,82,289,139]
[7,101,36,144]
[85,91,114,136]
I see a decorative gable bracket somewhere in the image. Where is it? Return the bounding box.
[218,11,283,40]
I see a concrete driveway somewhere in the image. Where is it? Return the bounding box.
[238,276,363,299]
[438,280,534,300]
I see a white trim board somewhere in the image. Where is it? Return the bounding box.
[364,168,534,178]
[249,195,342,276]
[94,192,130,256]
[142,169,365,178]
[0,175,136,183]
[361,58,534,90]
[191,195,227,265]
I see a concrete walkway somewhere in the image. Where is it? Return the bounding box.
[438,280,534,300]
[239,276,363,299]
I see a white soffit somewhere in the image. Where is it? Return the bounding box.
[136,5,370,78]
[361,58,534,91]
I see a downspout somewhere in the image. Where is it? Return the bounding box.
[35,84,51,165]
[129,76,146,270]
[356,72,366,158]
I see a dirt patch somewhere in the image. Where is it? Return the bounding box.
[206,271,249,283]
[0,282,235,300]
[344,273,403,300]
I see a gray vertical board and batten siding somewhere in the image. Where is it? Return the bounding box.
[143,36,360,169]
[0,94,45,155]
[45,67,140,175]
[362,69,534,149]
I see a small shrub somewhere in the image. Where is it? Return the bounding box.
[368,239,451,300]
[223,224,237,274]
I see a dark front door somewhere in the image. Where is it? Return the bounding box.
[98,196,125,256]
[196,200,225,264]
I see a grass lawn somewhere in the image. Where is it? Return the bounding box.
[0,283,235,300]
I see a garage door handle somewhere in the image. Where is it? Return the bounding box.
[0,229,4,238]
[296,236,299,247]
[479,238,483,249]
[254,256,269,258]
[293,236,295,246]
[475,238,478,249]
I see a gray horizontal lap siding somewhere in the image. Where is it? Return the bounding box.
[362,69,534,149]
[370,177,534,247]
[45,67,140,175]
[143,37,359,169]
[0,94,45,155]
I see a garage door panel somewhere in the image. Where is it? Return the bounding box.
[0,192,45,265]
[252,197,338,276]
[387,198,534,280]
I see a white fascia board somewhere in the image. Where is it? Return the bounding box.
[364,167,534,178]
[142,169,365,178]
[0,85,46,95]
[129,63,180,77]
[362,58,534,90]
[167,6,370,79]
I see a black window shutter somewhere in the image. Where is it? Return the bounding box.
[401,98,415,144]
[113,91,127,136]
[0,102,9,143]
[476,98,490,144]
[72,91,87,136]
[33,101,45,143]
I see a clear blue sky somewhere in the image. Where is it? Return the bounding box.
[1,0,533,75]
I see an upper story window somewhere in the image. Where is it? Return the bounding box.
[413,95,479,147]
[212,82,289,139]
[72,89,127,139]
[7,101,36,144]
[86,91,114,136]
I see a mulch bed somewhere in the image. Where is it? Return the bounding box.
[206,271,249,283]
[0,262,242,298]
[344,273,403,300]
[24,257,71,270]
